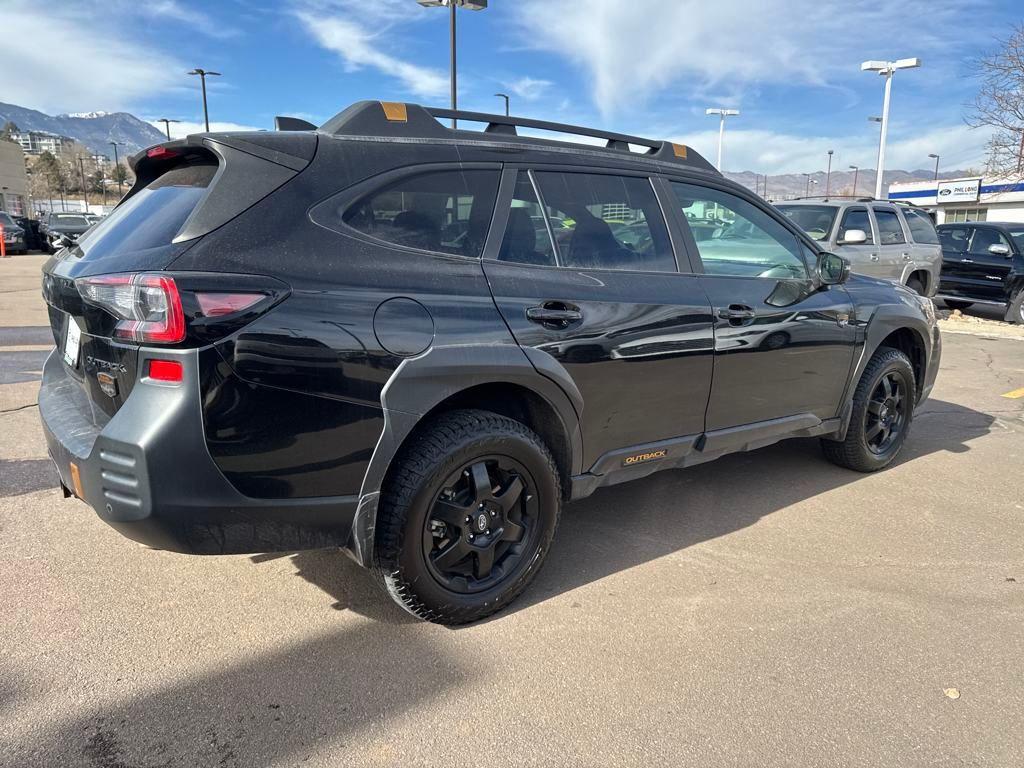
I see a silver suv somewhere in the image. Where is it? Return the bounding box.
[775,200,940,296]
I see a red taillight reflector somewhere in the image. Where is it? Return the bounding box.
[196,292,263,317]
[147,146,179,159]
[147,359,183,382]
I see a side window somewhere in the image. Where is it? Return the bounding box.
[670,182,807,279]
[967,228,1010,256]
[904,209,939,245]
[939,226,970,251]
[342,169,499,257]
[873,208,906,245]
[497,173,556,267]
[838,208,874,245]
[532,172,676,272]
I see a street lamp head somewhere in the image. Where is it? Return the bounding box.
[861,60,888,72]
[705,108,740,116]
[188,69,221,77]
[928,153,939,159]
[868,116,883,123]
[417,0,487,7]
[893,57,921,70]
[849,165,858,170]
[827,149,834,155]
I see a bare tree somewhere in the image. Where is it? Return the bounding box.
[966,24,1024,176]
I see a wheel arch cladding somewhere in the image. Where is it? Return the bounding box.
[344,344,583,567]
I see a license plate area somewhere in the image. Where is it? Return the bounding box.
[63,317,82,367]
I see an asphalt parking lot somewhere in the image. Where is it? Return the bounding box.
[1,254,1023,767]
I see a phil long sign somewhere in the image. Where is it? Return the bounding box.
[937,179,981,203]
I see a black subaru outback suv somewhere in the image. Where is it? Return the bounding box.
[40,102,941,623]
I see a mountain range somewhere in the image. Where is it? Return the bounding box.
[726,168,977,200]
[0,102,166,158]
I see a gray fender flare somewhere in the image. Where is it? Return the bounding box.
[345,343,583,567]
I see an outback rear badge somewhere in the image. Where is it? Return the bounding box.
[96,372,118,398]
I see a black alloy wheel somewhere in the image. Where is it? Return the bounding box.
[864,371,908,455]
[423,456,539,593]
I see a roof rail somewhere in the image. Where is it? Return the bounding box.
[318,101,716,173]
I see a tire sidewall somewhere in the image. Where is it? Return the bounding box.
[1008,290,1024,325]
[392,430,559,616]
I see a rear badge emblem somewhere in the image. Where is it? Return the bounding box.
[96,372,118,398]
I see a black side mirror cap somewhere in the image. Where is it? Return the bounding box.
[816,251,851,286]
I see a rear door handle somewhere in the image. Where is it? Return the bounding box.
[717,305,757,325]
[961,258,974,264]
[869,253,879,261]
[526,302,582,328]
[902,252,911,260]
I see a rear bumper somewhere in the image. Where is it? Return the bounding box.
[39,349,357,555]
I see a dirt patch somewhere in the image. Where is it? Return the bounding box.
[937,309,1024,341]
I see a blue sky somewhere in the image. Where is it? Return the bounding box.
[3,0,1021,174]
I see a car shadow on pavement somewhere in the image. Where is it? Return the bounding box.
[290,398,993,625]
[11,621,469,767]
[0,458,58,498]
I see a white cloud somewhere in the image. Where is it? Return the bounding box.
[293,2,447,99]
[510,0,975,116]
[675,123,992,175]
[0,2,181,113]
[148,120,265,140]
[505,77,553,101]
[140,0,239,39]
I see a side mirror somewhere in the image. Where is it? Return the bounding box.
[816,251,851,286]
[989,243,1012,257]
[838,228,867,245]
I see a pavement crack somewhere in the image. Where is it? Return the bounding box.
[0,403,38,415]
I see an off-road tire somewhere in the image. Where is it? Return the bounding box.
[373,409,561,625]
[821,346,916,472]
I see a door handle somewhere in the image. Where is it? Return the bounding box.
[902,252,911,260]
[869,253,879,261]
[961,258,974,264]
[526,302,583,328]
[717,305,757,326]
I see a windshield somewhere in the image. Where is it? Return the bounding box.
[776,205,838,241]
[50,215,90,227]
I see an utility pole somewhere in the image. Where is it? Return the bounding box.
[78,157,89,211]
[110,141,122,198]
[825,150,834,197]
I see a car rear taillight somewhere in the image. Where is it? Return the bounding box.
[195,292,264,317]
[77,273,186,344]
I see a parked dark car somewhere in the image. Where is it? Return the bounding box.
[39,212,93,253]
[13,215,44,252]
[39,101,941,624]
[0,211,26,254]
[936,222,1024,323]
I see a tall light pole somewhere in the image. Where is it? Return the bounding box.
[417,1,488,128]
[862,58,922,199]
[803,174,818,197]
[928,153,940,181]
[78,157,89,211]
[109,141,122,198]
[849,165,859,197]
[494,92,510,116]
[157,118,180,141]
[187,68,221,131]
[705,108,740,171]
[825,149,834,197]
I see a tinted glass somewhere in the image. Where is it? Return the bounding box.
[50,214,90,227]
[77,163,216,260]
[1007,230,1024,252]
[968,228,1010,255]
[775,205,837,241]
[533,172,676,272]
[838,208,874,245]
[873,208,906,244]
[671,182,807,279]
[904,209,939,244]
[343,170,499,257]
[497,173,556,267]
[939,226,970,251]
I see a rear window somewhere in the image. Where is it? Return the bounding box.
[76,163,217,259]
[775,205,837,241]
[904,209,939,244]
[342,170,500,257]
[51,214,90,227]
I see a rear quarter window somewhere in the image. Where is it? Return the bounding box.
[904,209,939,244]
[76,163,217,260]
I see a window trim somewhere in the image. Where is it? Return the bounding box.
[837,206,876,245]
[311,161,503,261]
[483,167,683,275]
[665,177,813,281]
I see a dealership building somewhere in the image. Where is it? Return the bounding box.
[887,176,1024,223]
